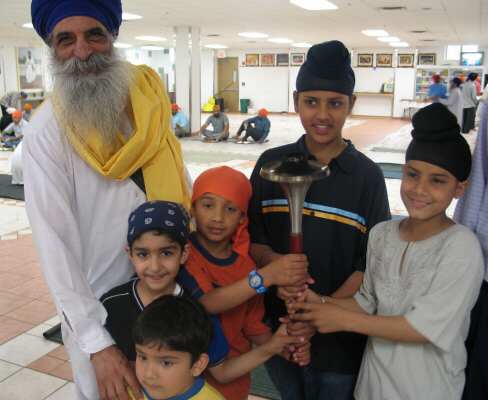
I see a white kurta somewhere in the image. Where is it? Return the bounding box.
[23,98,193,399]
[438,87,463,126]
[11,141,23,185]
[354,219,483,400]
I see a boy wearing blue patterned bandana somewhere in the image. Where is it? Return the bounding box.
[248,40,391,400]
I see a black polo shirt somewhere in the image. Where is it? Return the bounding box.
[248,134,391,374]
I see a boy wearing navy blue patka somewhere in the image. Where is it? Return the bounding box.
[248,41,391,400]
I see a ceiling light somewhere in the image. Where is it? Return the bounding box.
[291,43,312,48]
[135,36,167,41]
[377,36,399,42]
[122,13,142,20]
[290,0,337,10]
[141,46,164,50]
[22,23,33,28]
[268,38,294,43]
[205,44,228,49]
[238,32,269,38]
[390,42,409,47]
[361,30,388,36]
[114,43,133,48]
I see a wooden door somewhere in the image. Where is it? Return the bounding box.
[217,57,239,112]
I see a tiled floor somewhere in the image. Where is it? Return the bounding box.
[0,112,478,399]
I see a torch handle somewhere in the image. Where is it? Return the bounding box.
[290,233,303,254]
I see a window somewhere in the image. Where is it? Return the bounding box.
[445,45,461,61]
[462,45,478,52]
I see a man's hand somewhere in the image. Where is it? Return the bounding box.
[91,346,143,400]
[5,137,14,142]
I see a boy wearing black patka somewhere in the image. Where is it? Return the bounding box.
[248,41,391,400]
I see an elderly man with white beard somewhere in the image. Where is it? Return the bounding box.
[24,1,192,400]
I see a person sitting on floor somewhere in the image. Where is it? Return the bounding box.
[23,104,33,122]
[172,103,187,138]
[0,110,29,150]
[194,105,229,142]
[233,108,271,143]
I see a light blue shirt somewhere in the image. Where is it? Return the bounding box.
[428,83,447,103]
[172,111,187,129]
[454,102,488,281]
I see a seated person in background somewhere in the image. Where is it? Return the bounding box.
[129,295,225,400]
[178,166,310,400]
[428,74,447,103]
[1,110,29,149]
[289,103,483,400]
[22,104,33,122]
[194,105,229,141]
[101,200,301,396]
[171,103,187,138]
[0,107,15,131]
[233,108,271,143]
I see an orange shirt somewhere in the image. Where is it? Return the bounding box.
[178,232,271,400]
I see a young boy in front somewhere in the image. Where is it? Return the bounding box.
[290,103,484,400]
[129,294,224,400]
[177,166,311,400]
[247,40,391,399]
[101,200,304,396]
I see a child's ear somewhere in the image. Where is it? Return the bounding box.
[190,203,195,218]
[125,245,133,260]
[454,180,469,199]
[191,353,209,377]
[239,211,245,225]
[180,244,191,264]
[293,91,299,113]
[347,95,357,115]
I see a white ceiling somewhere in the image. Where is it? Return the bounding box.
[1,0,486,50]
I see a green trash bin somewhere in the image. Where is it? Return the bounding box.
[240,99,250,114]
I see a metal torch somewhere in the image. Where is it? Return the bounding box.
[260,152,329,254]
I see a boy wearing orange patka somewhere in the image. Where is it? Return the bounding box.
[178,166,310,400]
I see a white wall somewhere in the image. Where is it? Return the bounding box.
[201,49,214,106]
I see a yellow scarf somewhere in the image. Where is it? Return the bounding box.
[53,64,191,211]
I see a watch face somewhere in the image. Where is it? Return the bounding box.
[250,275,261,288]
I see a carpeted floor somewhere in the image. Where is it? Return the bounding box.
[0,173,24,200]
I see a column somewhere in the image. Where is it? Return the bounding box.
[174,26,201,134]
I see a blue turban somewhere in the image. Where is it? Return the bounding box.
[127,201,190,245]
[296,40,355,96]
[31,0,122,42]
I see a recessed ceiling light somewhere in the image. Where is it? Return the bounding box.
[291,43,313,48]
[377,36,400,42]
[390,42,409,47]
[205,44,228,49]
[114,43,133,48]
[290,0,338,10]
[268,38,294,43]
[361,30,388,36]
[238,32,269,38]
[135,36,167,41]
[122,13,142,20]
[22,23,33,28]
[141,46,164,50]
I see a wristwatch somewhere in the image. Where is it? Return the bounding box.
[249,269,267,293]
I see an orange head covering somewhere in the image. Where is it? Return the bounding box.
[213,105,220,111]
[171,104,181,110]
[258,108,268,117]
[12,110,23,117]
[191,166,252,257]
[24,103,33,110]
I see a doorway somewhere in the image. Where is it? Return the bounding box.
[217,57,239,112]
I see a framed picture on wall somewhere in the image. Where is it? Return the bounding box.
[277,53,289,66]
[461,52,484,66]
[291,53,305,66]
[397,53,414,67]
[261,54,275,66]
[376,54,392,67]
[246,54,259,66]
[418,53,436,65]
[358,53,373,67]
[16,43,44,90]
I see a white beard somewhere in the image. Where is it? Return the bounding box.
[49,45,133,149]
